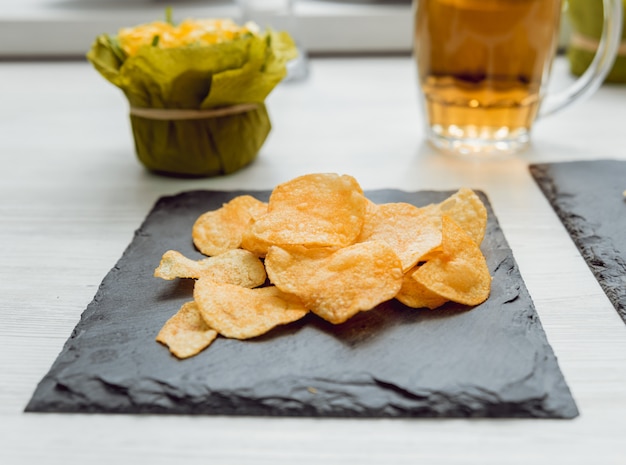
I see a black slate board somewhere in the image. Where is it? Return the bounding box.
[530,159,626,324]
[25,189,578,418]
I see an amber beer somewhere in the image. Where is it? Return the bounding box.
[414,0,563,153]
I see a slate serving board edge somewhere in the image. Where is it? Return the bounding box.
[529,160,626,324]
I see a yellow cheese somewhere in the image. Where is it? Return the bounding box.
[117,19,259,56]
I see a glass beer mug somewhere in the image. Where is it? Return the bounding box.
[413,0,623,156]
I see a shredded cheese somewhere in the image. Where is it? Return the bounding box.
[117,19,259,56]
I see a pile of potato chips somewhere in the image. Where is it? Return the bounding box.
[154,173,491,359]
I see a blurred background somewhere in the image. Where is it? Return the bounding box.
[0,0,574,58]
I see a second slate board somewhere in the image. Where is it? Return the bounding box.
[25,189,578,418]
[530,159,626,325]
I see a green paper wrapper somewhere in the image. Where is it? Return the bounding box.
[566,0,626,83]
[87,27,297,176]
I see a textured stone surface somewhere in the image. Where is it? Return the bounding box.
[530,159,626,324]
[25,189,578,418]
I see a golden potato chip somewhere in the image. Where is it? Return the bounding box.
[412,216,491,306]
[265,241,403,324]
[154,249,266,288]
[240,227,272,258]
[156,301,218,359]
[154,174,494,359]
[247,173,368,248]
[423,188,487,245]
[193,280,309,339]
[357,202,442,272]
[193,195,268,256]
[396,268,449,309]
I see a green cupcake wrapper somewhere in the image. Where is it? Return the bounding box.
[567,47,626,83]
[130,104,271,177]
[566,0,626,83]
[87,26,297,176]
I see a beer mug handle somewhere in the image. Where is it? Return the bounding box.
[540,0,623,118]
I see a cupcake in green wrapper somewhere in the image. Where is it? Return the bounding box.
[567,0,626,83]
[87,15,298,176]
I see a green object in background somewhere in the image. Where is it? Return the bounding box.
[87,27,297,177]
[566,0,626,83]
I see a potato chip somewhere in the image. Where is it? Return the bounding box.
[396,268,449,309]
[156,301,218,359]
[193,195,268,256]
[193,280,309,339]
[357,202,443,272]
[412,216,491,306]
[247,173,368,248]
[265,241,403,324]
[153,174,494,359]
[240,227,273,258]
[423,188,487,245]
[154,249,266,288]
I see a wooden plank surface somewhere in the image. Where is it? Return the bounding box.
[2,57,626,464]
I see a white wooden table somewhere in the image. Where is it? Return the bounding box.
[2,56,626,464]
